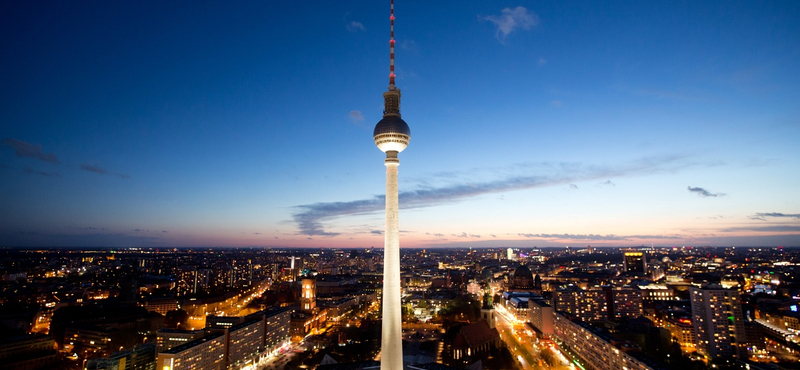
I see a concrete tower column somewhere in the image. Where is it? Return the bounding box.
[381,153,402,370]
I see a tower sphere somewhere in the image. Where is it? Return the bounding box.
[373,115,410,153]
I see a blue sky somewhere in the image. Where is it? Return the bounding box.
[1,1,799,248]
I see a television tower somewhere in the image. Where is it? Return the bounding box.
[373,1,410,369]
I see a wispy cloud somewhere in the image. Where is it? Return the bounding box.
[66,226,107,231]
[23,167,60,177]
[481,6,538,42]
[81,163,108,174]
[687,186,725,197]
[293,155,710,235]
[517,233,684,241]
[346,21,365,32]
[551,100,562,108]
[349,110,365,125]
[1,138,59,163]
[750,212,800,221]
[538,58,547,66]
[722,225,800,232]
[81,163,129,179]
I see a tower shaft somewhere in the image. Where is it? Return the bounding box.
[381,158,403,370]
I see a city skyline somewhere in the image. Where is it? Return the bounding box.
[2,1,799,248]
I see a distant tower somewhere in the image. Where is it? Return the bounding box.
[374,1,410,369]
[301,277,316,311]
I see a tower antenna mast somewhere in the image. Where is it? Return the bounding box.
[389,0,396,87]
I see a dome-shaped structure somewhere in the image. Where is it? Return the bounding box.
[511,264,534,291]
[374,115,410,153]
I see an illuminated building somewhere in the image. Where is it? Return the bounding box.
[144,296,179,316]
[501,291,538,321]
[157,307,292,370]
[554,312,667,370]
[373,1,410,369]
[206,315,245,329]
[85,344,155,370]
[690,285,747,359]
[63,325,119,358]
[624,252,647,273]
[156,329,203,352]
[156,333,226,370]
[554,286,607,323]
[638,284,676,301]
[226,320,264,370]
[528,298,555,336]
[177,266,211,296]
[301,276,316,311]
[247,307,292,356]
[608,287,644,319]
[663,316,695,349]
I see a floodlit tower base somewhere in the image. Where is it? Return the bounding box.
[381,151,403,370]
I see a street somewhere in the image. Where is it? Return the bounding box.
[494,304,572,370]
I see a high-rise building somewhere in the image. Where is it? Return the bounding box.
[373,1,410,369]
[690,285,747,359]
[624,252,647,273]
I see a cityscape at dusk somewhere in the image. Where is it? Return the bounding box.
[2,2,800,370]
[2,1,799,249]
